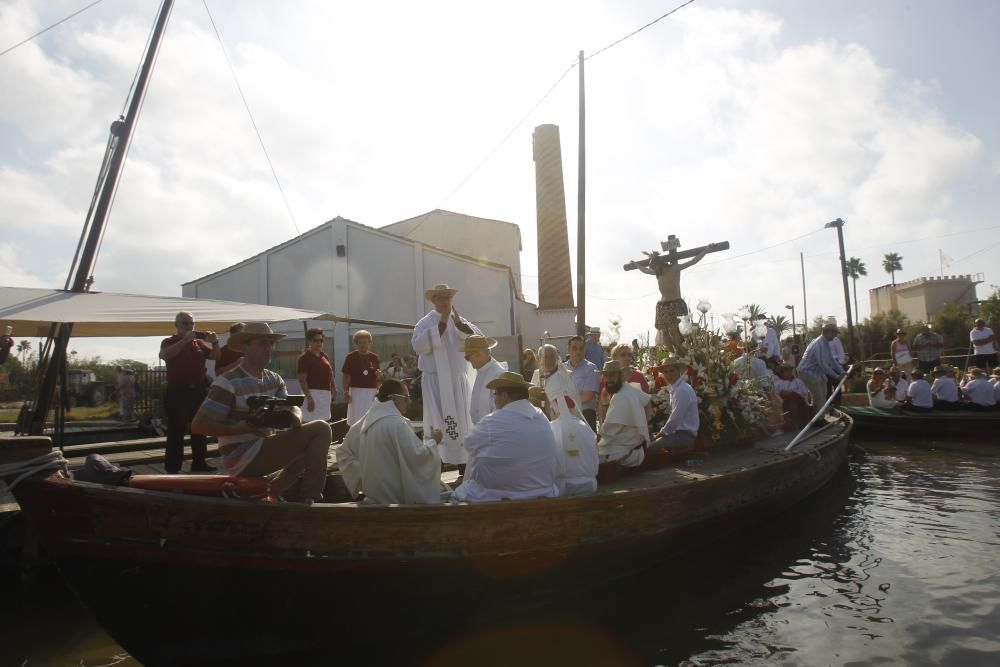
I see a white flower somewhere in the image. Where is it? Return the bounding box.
[738,308,751,321]
[754,322,768,338]
[696,299,711,314]
[677,315,693,336]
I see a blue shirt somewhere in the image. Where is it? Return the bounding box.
[566,357,601,410]
[797,335,843,381]
[584,341,605,369]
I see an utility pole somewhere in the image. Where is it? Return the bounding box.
[824,218,857,360]
[800,252,808,338]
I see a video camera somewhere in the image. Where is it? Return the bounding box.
[245,394,306,429]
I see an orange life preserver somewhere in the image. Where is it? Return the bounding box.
[129,474,271,500]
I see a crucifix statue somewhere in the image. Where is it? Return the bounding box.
[624,235,730,349]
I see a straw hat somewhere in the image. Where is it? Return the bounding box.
[527,385,547,407]
[458,334,498,353]
[424,283,458,302]
[601,360,624,375]
[486,371,532,391]
[660,356,687,368]
[932,365,948,375]
[228,322,286,346]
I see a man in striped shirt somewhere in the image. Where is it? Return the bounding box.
[796,323,846,415]
[192,322,332,503]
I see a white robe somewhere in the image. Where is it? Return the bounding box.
[339,399,442,504]
[598,383,650,467]
[533,363,584,421]
[452,399,559,502]
[550,410,598,496]
[411,310,482,464]
[470,357,507,424]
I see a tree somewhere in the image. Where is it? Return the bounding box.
[846,257,867,325]
[741,304,767,321]
[882,252,903,286]
[769,314,792,336]
[931,300,975,354]
[979,287,1000,328]
[15,339,31,366]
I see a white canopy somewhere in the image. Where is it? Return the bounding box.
[0,286,413,338]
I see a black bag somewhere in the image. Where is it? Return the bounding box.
[73,453,133,486]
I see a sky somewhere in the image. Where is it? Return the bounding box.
[2,0,999,365]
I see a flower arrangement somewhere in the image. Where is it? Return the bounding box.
[638,301,772,446]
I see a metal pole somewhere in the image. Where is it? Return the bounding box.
[800,252,808,338]
[576,50,586,337]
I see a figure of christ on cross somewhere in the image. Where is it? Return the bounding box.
[624,236,730,350]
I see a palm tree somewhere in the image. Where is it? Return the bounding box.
[769,314,792,336]
[742,304,767,322]
[846,257,868,324]
[15,339,31,366]
[882,252,903,286]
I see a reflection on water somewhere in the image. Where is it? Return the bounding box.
[5,440,1000,666]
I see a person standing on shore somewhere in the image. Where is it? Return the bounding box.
[298,327,335,423]
[159,311,220,474]
[342,330,380,426]
[911,325,943,373]
[970,319,998,370]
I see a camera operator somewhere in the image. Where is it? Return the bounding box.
[159,311,221,474]
[192,322,332,504]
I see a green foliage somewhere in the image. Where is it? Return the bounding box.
[742,303,768,321]
[846,257,868,324]
[979,288,1000,327]
[931,300,975,351]
[769,314,792,335]
[857,310,911,360]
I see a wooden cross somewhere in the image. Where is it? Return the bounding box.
[623,236,730,272]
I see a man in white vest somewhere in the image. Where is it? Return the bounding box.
[411,283,483,467]
[461,334,506,424]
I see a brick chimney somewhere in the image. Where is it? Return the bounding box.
[532,124,575,310]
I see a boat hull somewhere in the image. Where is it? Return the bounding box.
[841,405,1000,439]
[11,418,850,666]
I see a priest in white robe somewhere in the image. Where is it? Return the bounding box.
[597,360,651,468]
[452,372,559,502]
[338,378,444,504]
[532,343,585,420]
[411,283,483,466]
[461,334,507,424]
[549,401,599,496]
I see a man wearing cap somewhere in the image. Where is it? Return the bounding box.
[337,377,444,504]
[597,360,652,469]
[411,283,483,466]
[585,327,606,369]
[796,323,846,414]
[452,372,559,502]
[648,358,699,453]
[911,325,944,373]
[159,311,221,474]
[462,334,507,424]
[566,335,601,431]
[970,319,998,370]
[930,365,961,410]
[192,322,332,503]
[960,367,997,411]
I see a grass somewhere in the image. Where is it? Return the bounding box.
[0,401,121,423]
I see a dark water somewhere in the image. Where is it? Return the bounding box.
[5,440,1000,666]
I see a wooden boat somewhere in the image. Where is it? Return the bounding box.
[3,411,851,666]
[840,404,1000,439]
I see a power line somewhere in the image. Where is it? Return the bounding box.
[585,0,697,62]
[202,0,300,237]
[0,0,107,59]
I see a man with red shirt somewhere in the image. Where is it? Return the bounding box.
[214,322,246,376]
[159,311,221,474]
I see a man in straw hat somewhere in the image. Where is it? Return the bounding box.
[411,283,483,466]
[597,360,652,469]
[585,327,605,368]
[193,322,332,504]
[648,357,699,454]
[795,322,846,414]
[452,372,559,502]
[461,334,506,424]
[930,364,960,409]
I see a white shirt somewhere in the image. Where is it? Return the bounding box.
[760,327,780,359]
[970,326,996,355]
[730,355,769,381]
[660,376,699,436]
[827,336,847,364]
[774,377,809,402]
[598,383,651,467]
[906,379,933,408]
[452,399,559,502]
[962,377,996,406]
[931,376,959,402]
[469,357,506,424]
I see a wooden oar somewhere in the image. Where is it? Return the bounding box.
[785,365,854,452]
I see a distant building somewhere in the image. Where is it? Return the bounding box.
[869,274,981,323]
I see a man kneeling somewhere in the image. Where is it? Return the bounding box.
[337,378,444,504]
[192,322,331,503]
[452,372,559,502]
